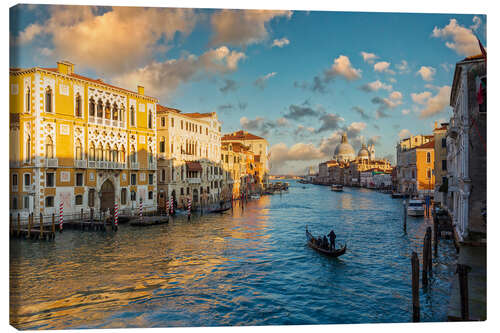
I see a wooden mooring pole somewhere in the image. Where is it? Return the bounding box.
[27,213,32,239]
[17,213,21,237]
[411,251,420,322]
[40,213,44,240]
[10,214,13,236]
[403,200,407,233]
[422,226,432,287]
[52,213,55,236]
[457,264,471,321]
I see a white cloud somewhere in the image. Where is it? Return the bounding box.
[395,60,410,74]
[113,46,246,98]
[272,37,290,48]
[399,129,411,139]
[254,72,277,89]
[470,16,481,32]
[270,142,326,172]
[432,18,481,56]
[374,61,395,74]
[15,6,199,75]
[360,51,378,64]
[402,109,411,115]
[388,77,397,83]
[389,91,403,101]
[361,80,392,92]
[416,86,452,118]
[211,9,292,46]
[325,55,362,81]
[411,91,432,104]
[417,66,436,81]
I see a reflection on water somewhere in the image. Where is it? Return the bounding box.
[10,182,456,329]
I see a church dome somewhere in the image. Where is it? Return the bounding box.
[358,143,370,160]
[334,133,356,162]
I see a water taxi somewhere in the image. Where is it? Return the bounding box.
[331,184,344,192]
[407,199,425,217]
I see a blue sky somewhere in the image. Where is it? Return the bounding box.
[10,5,486,174]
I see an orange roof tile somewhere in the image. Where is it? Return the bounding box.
[157,104,181,114]
[418,140,435,149]
[222,130,265,141]
[183,112,214,118]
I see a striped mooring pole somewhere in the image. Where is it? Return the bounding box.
[166,199,170,216]
[187,198,191,220]
[113,203,118,231]
[170,196,174,215]
[139,200,143,222]
[59,201,64,232]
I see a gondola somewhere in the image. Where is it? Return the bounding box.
[306,227,347,257]
[209,206,231,213]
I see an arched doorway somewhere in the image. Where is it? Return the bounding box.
[100,179,115,213]
[193,189,199,203]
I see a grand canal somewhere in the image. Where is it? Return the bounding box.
[10,181,457,329]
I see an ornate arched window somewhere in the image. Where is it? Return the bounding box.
[46,136,54,159]
[105,101,111,119]
[25,135,31,163]
[160,136,165,153]
[45,86,52,113]
[97,143,103,161]
[112,145,118,162]
[89,142,95,161]
[25,87,30,113]
[75,93,82,117]
[105,144,111,161]
[75,138,83,160]
[130,145,136,163]
[112,103,118,120]
[119,145,125,163]
[130,106,135,126]
[97,99,103,117]
[89,98,95,117]
[120,104,125,122]
[148,110,152,128]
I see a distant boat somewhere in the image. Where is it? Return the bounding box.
[331,184,344,192]
[391,192,405,198]
[407,199,425,217]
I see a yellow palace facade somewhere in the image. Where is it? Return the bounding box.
[9,61,158,218]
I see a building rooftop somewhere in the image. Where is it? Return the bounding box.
[156,104,182,114]
[37,67,157,100]
[184,112,215,118]
[417,140,435,149]
[222,130,265,141]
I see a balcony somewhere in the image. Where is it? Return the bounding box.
[75,160,87,168]
[12,185,18,193]
[9,161,20,168]
[46,158,58,168]
[187,178,201,184]
[148,161,157,170]
[88,160,96,168]
[96,161,108,169]
[23,184,35,193]
[130,162,139,170]
[89,116,126,129]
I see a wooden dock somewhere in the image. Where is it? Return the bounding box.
[10,213,56,241]
[130,215,170,227]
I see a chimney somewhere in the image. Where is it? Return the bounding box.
[137,85,144,95]
[57,60,74,75]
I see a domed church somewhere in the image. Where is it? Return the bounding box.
[334,133,356,162]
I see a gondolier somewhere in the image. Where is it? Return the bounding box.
[328,230,336,250]
[306,226,346,258]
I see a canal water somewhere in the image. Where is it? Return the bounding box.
[10,181,457,329]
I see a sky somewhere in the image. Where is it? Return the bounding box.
[9,4,486,175]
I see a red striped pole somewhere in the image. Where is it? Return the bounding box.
[113,203,118,230]
[139,200,143,222]
[166,199,170,216]
[187,198,191,220]
[59,201,63,232]
[170,196,174,215]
